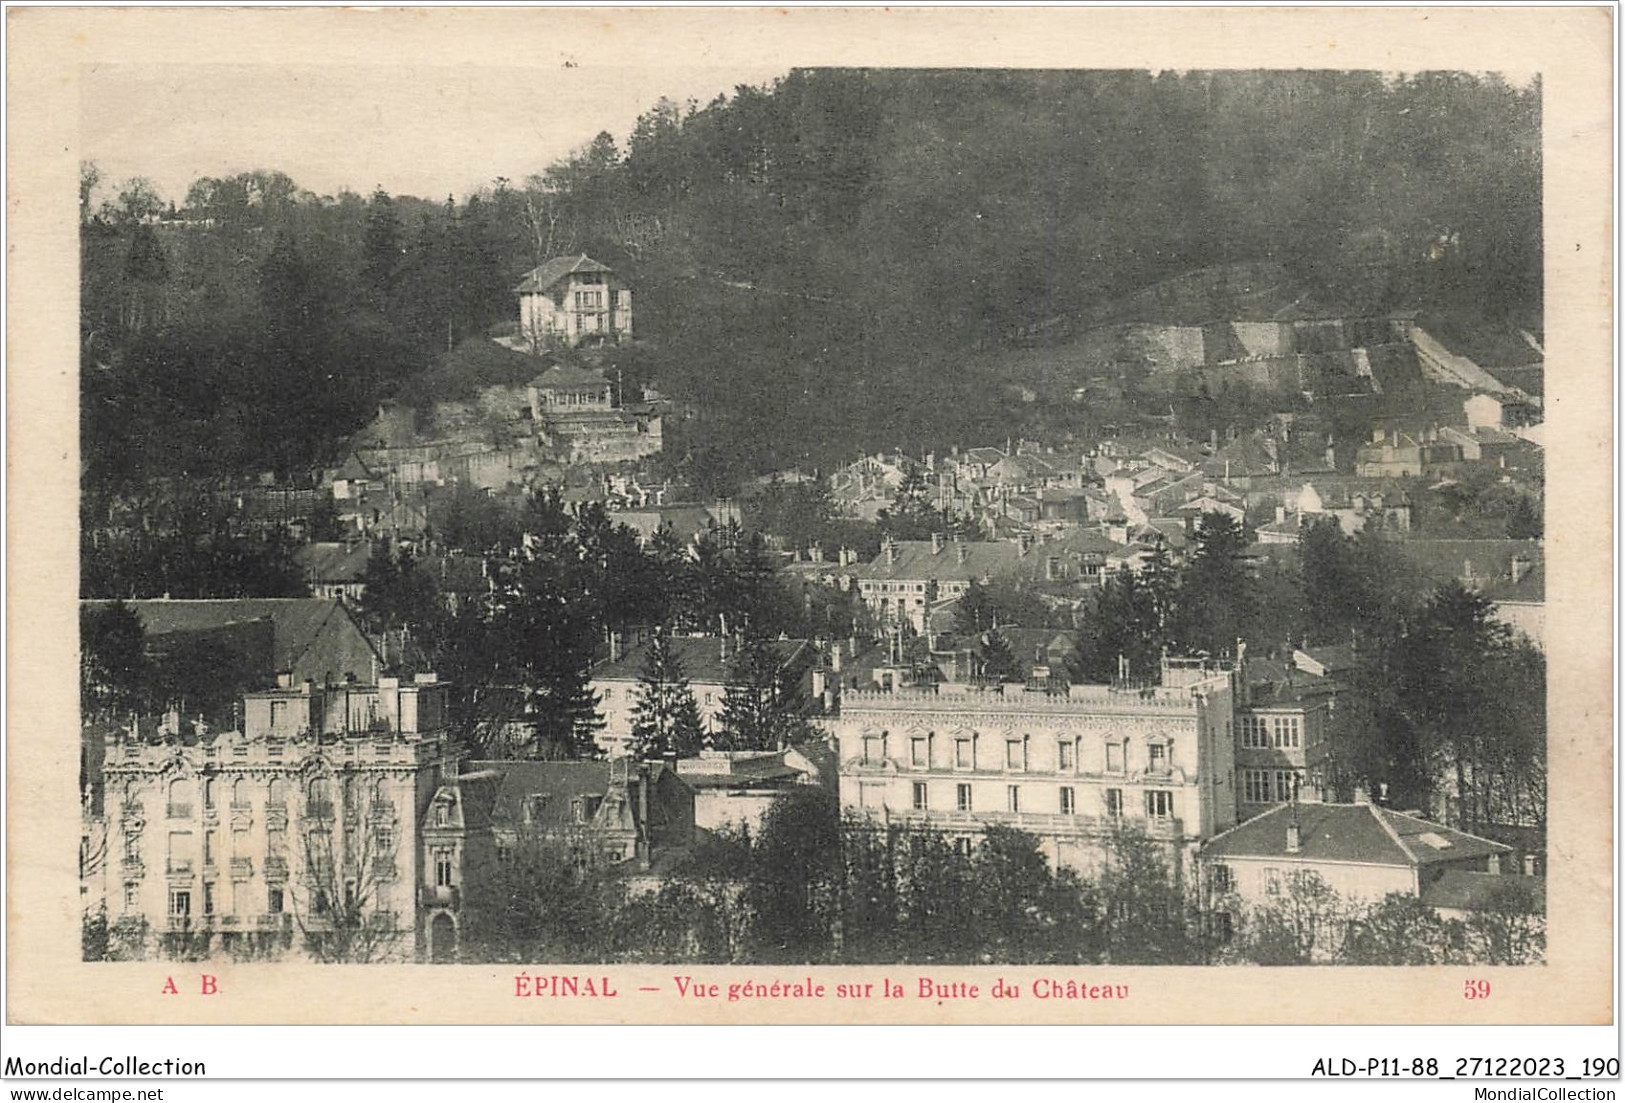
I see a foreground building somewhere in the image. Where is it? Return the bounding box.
[828,657,1238,876]
[93,674,453,962]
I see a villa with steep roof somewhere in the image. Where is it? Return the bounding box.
[515,255,632,346]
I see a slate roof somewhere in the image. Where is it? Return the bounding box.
[333,453,375,483]
[469,760,618,830]
[84,598,382,683]
[1421,869,1545,914]
[529,364,613,391]
[677,750,805,789]
[591,636,811,686]
[610,504,717,545]
[294,541,372,582]
[515,254,613,294]
[850,540,1025,583]
[1201,803,1510,868]
[1394,539,1543,592]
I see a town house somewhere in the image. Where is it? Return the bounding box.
[516,254,632,346]
[829,656,1238,877]
[94,674,452,963]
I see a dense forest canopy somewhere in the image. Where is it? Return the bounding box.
[82,69,1540,491]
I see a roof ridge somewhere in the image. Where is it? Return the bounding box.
[1370,805,1419,865]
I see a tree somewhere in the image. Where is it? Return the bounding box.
[459,833,626,963]
[968,826,1098,964]
[1342,892,1463,965]
[1464,877,1545,964]
[81,600,150,720]
[1239,869,1348,965]
[626,628,706,760]
[1096,823,1191,964]
[289,801,409,964]
[745,786,840,963]
[1067,566,1167,685]
[1174,511,1254,658]
[719,636,797,751]
[978,627,1022,682]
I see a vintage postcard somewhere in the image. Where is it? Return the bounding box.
[5,6,1612,1035]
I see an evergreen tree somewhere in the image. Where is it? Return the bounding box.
[627,628,706,760]
[719,636,794,751]
[978,627,1022,683]
[1174,511,1254,658]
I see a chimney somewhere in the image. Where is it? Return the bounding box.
[1275,505,1286,525]
[1372,427,1385,445]
[1510,556,1528,584]
[1285,820,1301,854]
[884,539,897,565]
[831,645,844,673]
[1487,853,1502,875]
[720,634,729,662]
[276,671,294,689]
[956,539,969,565]
[812,669,827,699]
[931,532,944,555]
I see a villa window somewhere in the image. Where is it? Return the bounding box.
[1059,786,1076,815]
[1145,790,1174,819]
[912,782,928,811]
[956,784,973,812]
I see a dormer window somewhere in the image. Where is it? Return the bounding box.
[434,800,451,828]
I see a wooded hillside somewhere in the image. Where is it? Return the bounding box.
[82,69,1541,492]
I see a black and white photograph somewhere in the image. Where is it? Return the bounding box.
[5,6,1613,1048]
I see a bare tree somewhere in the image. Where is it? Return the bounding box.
[288,789,408,963]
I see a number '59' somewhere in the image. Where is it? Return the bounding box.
[1464,980,1491,1000]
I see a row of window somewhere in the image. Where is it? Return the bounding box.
[138,823,396,875]
[861,733,1171,775]
[1241,769,1304,805]
[154,881,376,920]
[898,781,1175,819]
[573,290,605,309]
[140,777,396,819]
[1238,714,1302,749]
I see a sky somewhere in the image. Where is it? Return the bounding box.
[81,62,790,206]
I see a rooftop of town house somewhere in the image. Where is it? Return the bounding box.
[1421,869,1545,914]
[528,364,614,391]
[848,539,1027,582]
[840,675,1229,713]
[514,254,613,294]
[590,635,812,686]
[293,541,373,583]
[82,597,383,683]
[675,749,807,789]
[1200,802,1510,868]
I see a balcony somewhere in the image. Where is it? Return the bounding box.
[884,808,1186,841]
[230,857,253,880]
[120,856,144,877]
[120,802,145,824]
[301,801,335,824]
[263,857,289,883]
[165,859,195,876]
[420,884,460,909]
[265,805,289,832]
[166,802,192,820]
